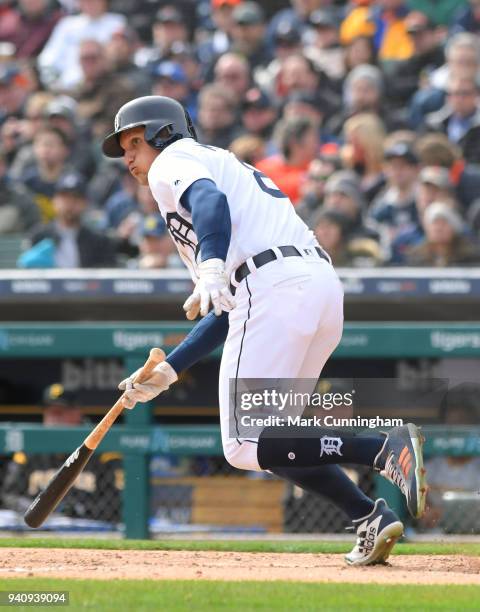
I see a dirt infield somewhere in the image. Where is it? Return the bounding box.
[1,548,479,584]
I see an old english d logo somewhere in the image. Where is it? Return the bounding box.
[165,212,200,259]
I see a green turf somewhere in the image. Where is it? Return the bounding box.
[0,537,479,557]
[0,579,479,611]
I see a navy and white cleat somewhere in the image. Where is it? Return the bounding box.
[345,498,404,566]
[374,422,427,519]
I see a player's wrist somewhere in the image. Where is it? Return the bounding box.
[154,361,178,385]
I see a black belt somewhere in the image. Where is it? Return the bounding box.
[232,245,330,290]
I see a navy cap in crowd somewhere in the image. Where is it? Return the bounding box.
[155,6,183,24]
[242,87,273,111]
[43,383,77,408]
[310,9,338,29]
[142,215,168,238]
[273,21,301,46]
[151,61,188,84]
[0,64,19,86]
[384,142,419,165]
[232,2,265,25]
[54,172,87,197]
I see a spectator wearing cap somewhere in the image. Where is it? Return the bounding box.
[296,151,342,221]
[389,165,459,263]
[241,87,277,144]
[133,214,178,269]
[0,64,31,128]
[254,19,303,99]
[38,0,126,90]
[322,170,379,242]
[21,125,73,223]
[0,149,40,235]
[404,202,480,266]
[136,5,189,67]
[305,8,345,81]
[214,53,251,104]
[342,113,387,204]
[72,39,135,140]
[386,11,445,106]
[197,0,241,70]
[151,61,198,122]
[311,208,384,267]
[24,171,117,268]
[196,83,242,148]
[105,26,151,96]
[229,2,272,70]
[281,91,335,143]
[256,116,320,205]
[424,75,480,164]
[0,381,122,522]
[368,141,420,243]
[416,132,480,210]
[344,35,378,74]
[340,0,414,63]
[0,0,63,59]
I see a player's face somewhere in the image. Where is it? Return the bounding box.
[120,127,159,186]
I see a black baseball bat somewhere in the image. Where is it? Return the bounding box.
[24,348,165,528]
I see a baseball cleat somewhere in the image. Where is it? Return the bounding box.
[345,498,404,566]
[374,422,427,519]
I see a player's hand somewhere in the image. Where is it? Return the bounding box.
[118,361,178,409]
[183,258,235,319]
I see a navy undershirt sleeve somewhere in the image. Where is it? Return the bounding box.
[180,178,231,261]
[166,310,229,374]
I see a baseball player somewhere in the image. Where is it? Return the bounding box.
[103,96,427,565]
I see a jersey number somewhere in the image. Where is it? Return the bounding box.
[241,162,287,199]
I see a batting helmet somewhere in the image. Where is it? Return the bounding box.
[102,95,197,158]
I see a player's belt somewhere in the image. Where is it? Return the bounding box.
[232,245,330,290]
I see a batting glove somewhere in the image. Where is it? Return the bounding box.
[118,361,178,409]
[183,258,235,319]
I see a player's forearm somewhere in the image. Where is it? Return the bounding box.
[181,179,231,261]
[166,310,229,373]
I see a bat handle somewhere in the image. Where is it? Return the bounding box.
[84,347,165,450]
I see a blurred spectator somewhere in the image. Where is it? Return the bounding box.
[342,112,386,204]
[296,149,342,220]
[229,134,266,165]
[305,8,345,81]
[240,87,277,144]
[0,149,41,234]
[38,0,126,89]
[0,382,122,521]
[0,0,63,59]
[344,35,378,73]
[229,2,271,70]
[311,208,383,267]
[368,141,419,243]
[405,202,480,266]
[387,11,445,106]
[276,52,337,107]
[424,75,480,164]
[197,0,241,70]
[214,52,251,104]
[22,125,72,222]
[415,132,480,210]
[72,39,135,140]
[256,116,320,205]
[105,26,151,96]
[22,172,117,268]
[340,0,414,63]
[0,64,31,128]
[282,91,333,141]
[150,61,198,122]
[322,170,379,241]
[197,83,241,148]
[135,5,189,67]
[132,214,178,269]
[451,0,480,34]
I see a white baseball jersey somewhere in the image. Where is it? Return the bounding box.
[148,138,318,282]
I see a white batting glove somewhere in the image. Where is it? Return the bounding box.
[118,361,178,409]
[183,258,235,319]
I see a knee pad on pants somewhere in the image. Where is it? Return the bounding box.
[223,439,262,472]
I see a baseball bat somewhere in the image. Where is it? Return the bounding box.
[23,347,165,528]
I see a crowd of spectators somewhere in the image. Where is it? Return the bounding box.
[2,0,480,269]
